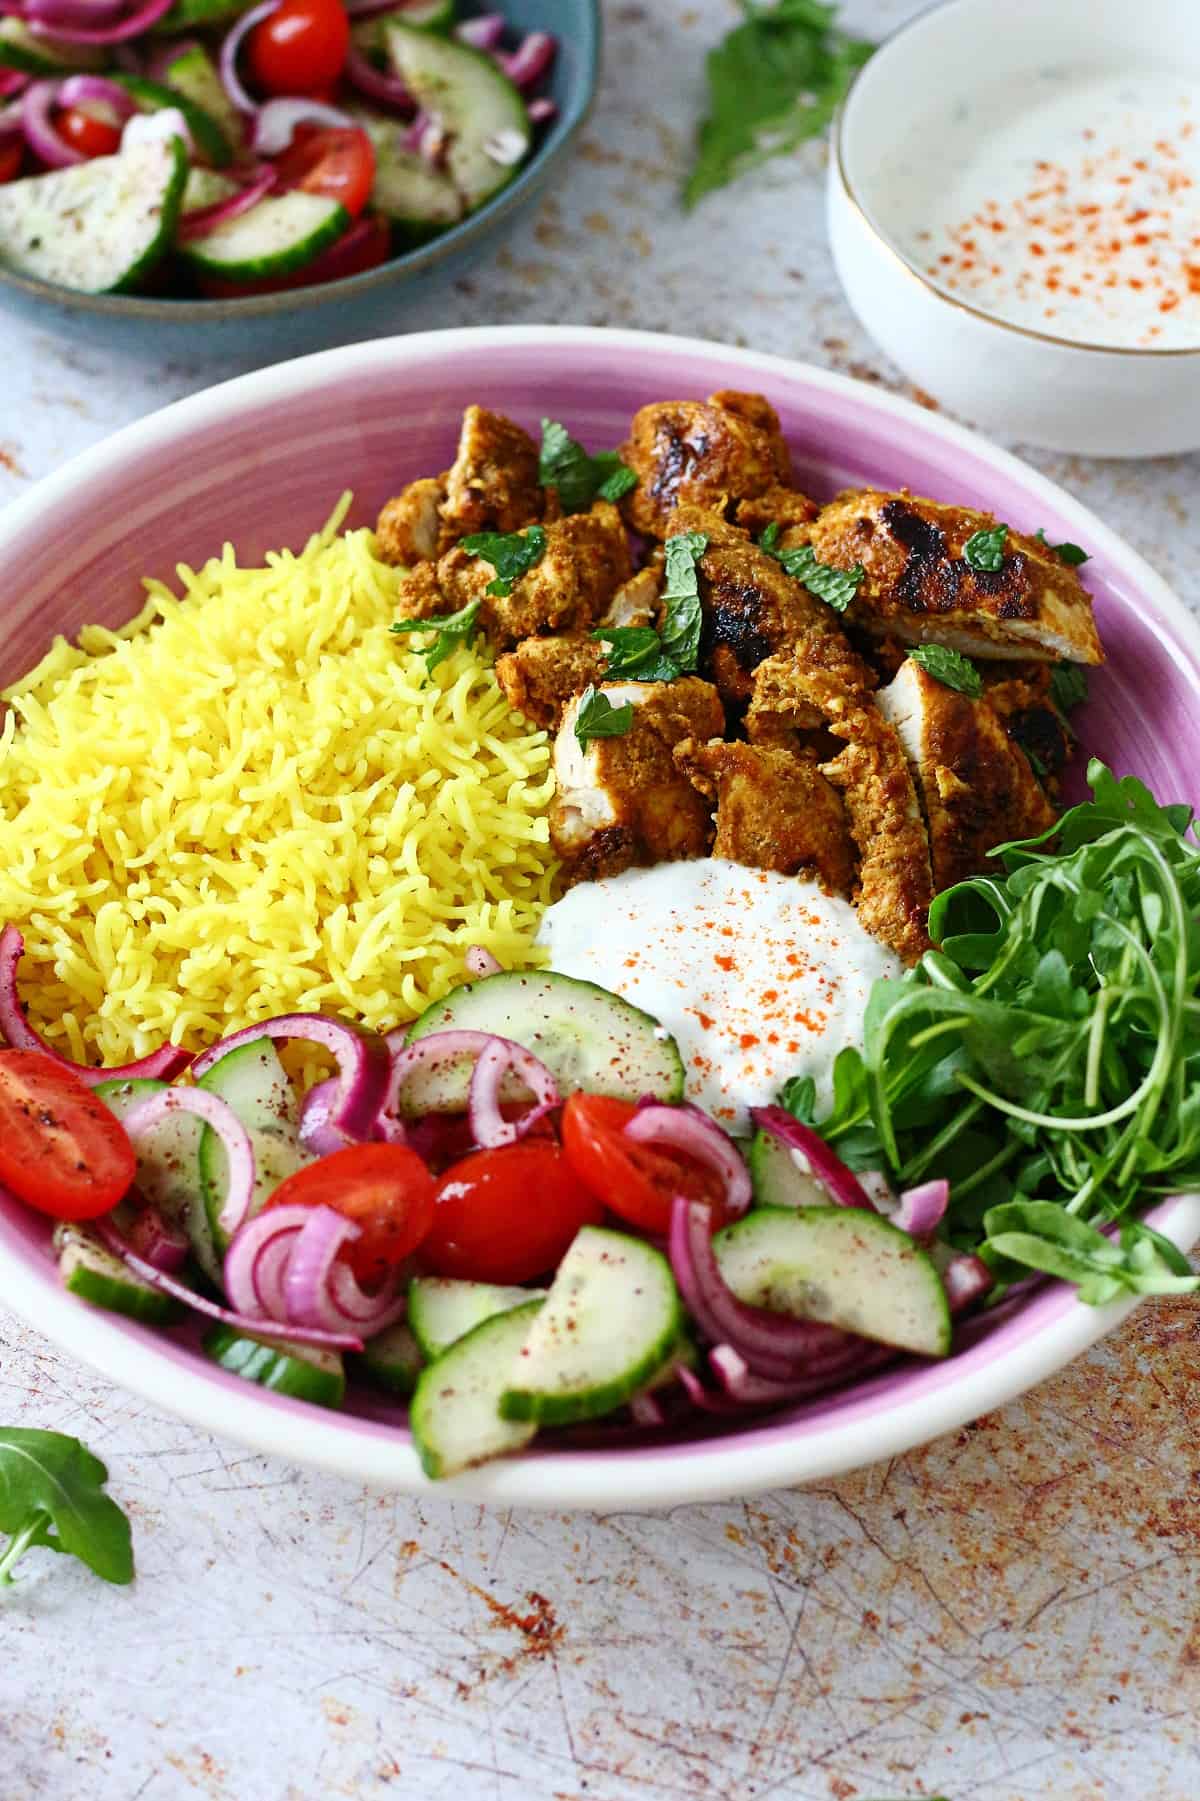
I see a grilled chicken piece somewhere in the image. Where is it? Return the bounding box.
[620,391,792,539]
[394,502,632,650]
[376,474,446,566]
[674,737,856,895]
[980,661,1073,780]
[664,506,873,707]
[604,565,661,629]
[734,485,820,538]
[438,405,543,541]
[551,677,724,882]
[877,660,1057,892]
[808,491,1103,665]
[495,636,609,729]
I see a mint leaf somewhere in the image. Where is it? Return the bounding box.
[766,534,863,612]
[391,597,482,673]
[592,625,681,683]
[461,526,547,597]
[1050,663,1089,712]
[907,644,983,697]
[759,521,781,555]
[538,421,636,513]
[660,531,708,671]
[1035,527,1089,566]
[574,685,635,747]
[962,523,1008,571]
[0,1428,133,1588]
[685,1,873,208]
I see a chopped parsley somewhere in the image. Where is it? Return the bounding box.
[962,523,1009,572]
[574,684,635,746]
[592,624,682,683]
[1051,663,1090,713]
[538,419,637,513]
[759,526,863,613]
[1035,527,1090,567]
[660,531,708,671]
[907,643,983,698]
[460,525,547,597]
[391,597,482,673]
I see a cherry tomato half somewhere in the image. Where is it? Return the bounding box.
[55,106,123,160]
[0,1051,135,1220]
[0,141,23,184]
[561,1093,729,1235]
[274,124,375,218]
[265,1142,436,1287]
[420,1141,604,1284]
[247,0,350,99]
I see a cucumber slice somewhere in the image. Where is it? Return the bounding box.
[0,137,187,295]
[94,1076,220,1287]
[403,970,684,1113]
[383,21,529,212]
[712,1206,952,1358]
[352,113,462,237]
[54,1223,183,1325]
[411,1297,542,1479]
[747,1130,831,1210]
[160,43,243,154]
[350,0,455,61]
[112,72,234,169]
[152,0,256,32]
[0,19,102,74]
[354,1322,425,1396]
[499,1227,683,1426]
[202,1324,346,1406]
[196,1039,311,1257]
[177,187,349,282]
[408,1276,543,1361]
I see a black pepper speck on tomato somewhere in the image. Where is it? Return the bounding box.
[0,1051,135,1220]
[420,1141,604,1285]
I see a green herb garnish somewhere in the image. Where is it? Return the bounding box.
[907,644,983,698]
[962,523,1009,571]
[1035,527,1090,566]
[758,521,782,555]
[391,597,482,673]
[660,531,708,671]
[789,762,1200,1305]
[574,685,635,747]
[685,0,873,209]
[760,527,863,612]
[538,420,637,513]
[592,624,682,683]
[460,525,547,597]
[1051,663,1089,714]
[0,1429,133,1589]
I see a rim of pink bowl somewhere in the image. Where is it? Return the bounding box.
[0,324,1197,1511]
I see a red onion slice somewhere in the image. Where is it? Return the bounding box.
[626,1105,751,1221]
[284,1204,405,1333]
[940,1250,994,1314]
[20,79,85,167]
[297,1077,345,1156]
[465,945,503,978]
[0,71,27,102]
[123,1087,256,1238]
[252,95,352,155]
[124,1204,189,1273]
[95,1217,363,1348]
[0,925,192,1084]
[628,1391,667,1428]
[191,1013,390,1145]
[28,0,174,44]
[344,44,413,112]
[499,30,555,90]
[527,96,557,126]
[749,1107,876,1211]
[668,1196,849,1380]
[27,0,131,28]
[467,1036,559,1149]
[893,1178,949,1239]
[454,11,504,49]
[709,1341,894,1403]
[177,166,274,241]
[219,0,278,114]
[386,1027,524,1118]
[223,1201,308,1315]
[57,71,138,114]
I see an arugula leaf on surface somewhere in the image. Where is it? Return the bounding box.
[391,597,482,673]
[0,1429,133,1589]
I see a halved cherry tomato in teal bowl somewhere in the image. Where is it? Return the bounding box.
[0,141,24,184]
[561,1093,729,1236]
[274,125,376,219]
[0,1050,135,1220]
[55,106,122,160]
[264,1142,436,1287]
[421,1141,603,1285]
[247,0,350,100]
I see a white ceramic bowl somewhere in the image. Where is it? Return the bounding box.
[828,0,1200,456]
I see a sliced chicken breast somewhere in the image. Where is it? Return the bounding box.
[673,737,856,896]
[375,474,446,566]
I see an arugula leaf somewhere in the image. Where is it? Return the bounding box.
[777,1072,817,1124]
[460,526,547,597]
[1051,663,1089,713]
[0,1429,133,1588]
[907,644,983,697]
[391,597,482,673]
[660,531,708,671]
[538,421,636,512]
[574,685,635,747]
[962,523,1009,571]
[685,0,873,209]
[1035,527,1090,566]
[592,625,681,683]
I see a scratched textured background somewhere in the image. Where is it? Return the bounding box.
[2,3,1199,1797]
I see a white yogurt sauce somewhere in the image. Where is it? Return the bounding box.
[536,859,900,1132]
[881,69,1200,348]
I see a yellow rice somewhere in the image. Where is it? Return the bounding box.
[0,498,557,1065]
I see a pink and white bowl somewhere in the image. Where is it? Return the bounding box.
[1,325,1197,1509]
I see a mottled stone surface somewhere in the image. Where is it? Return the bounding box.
[2,5,1198,1797]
